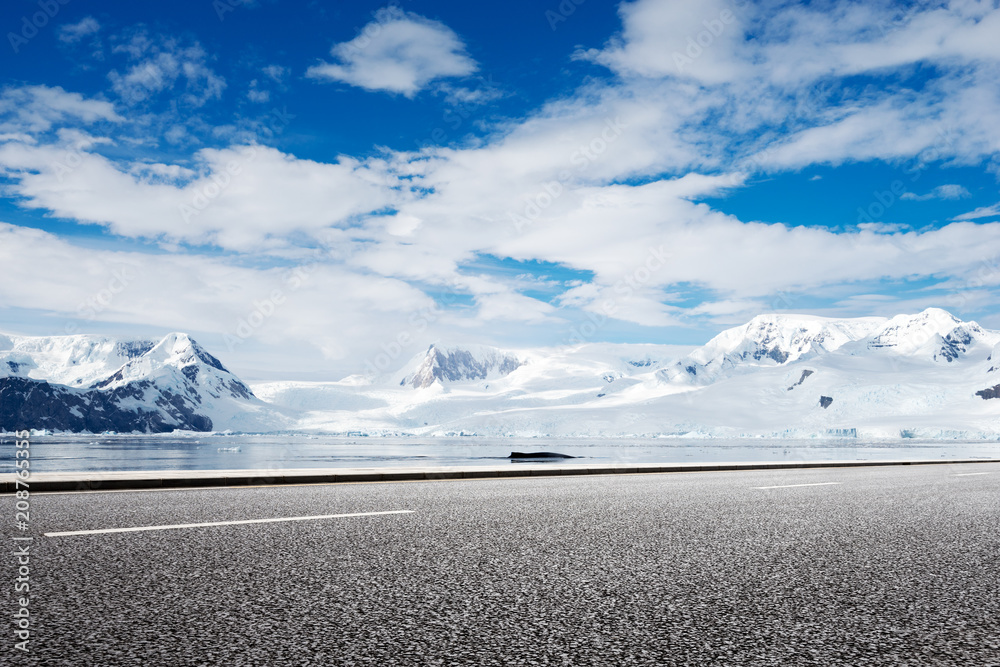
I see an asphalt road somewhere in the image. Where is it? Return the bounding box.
[6,463,1000,666]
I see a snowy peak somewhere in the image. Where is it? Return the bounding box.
[402,344,523,389]
[91,332,253,401]
[726,313,883,357]
[0,330,266,433]
[865,308,998,362]
[868,308,961,351]
[659,308,996,385]
[662,312,884,384]
[0,333,156,387]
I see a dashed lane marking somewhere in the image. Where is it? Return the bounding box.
[755,482,842,490]
[44,510,415,537]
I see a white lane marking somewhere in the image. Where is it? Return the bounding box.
[44,510,414,537]
[952,472,993,476]
[755,482,842,489]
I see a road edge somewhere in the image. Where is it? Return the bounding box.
[2,458,997,493]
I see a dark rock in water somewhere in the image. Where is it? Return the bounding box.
[508,451,576,459]
[819,395,833,409]
[976,385,1000,400]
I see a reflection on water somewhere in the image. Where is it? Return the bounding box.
[1,433,998,473]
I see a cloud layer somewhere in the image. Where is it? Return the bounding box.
[3,0,1000,374]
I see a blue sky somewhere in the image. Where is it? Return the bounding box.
[2,0,999,378]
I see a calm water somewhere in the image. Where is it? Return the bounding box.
[1,434,999,473]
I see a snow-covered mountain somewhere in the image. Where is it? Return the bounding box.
[658,313,885,385]
[398,344,523,388]
[659,308,995,384]
[0,332,286,433]
[256,309,1000,439]
[5,308,999,437]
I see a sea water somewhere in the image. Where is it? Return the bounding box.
[1,433,998,473]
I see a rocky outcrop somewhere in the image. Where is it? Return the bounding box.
[975,385,1000,400]
[787,369,814,391]
[0,377,212,433]
[405,345,522,389]
[0,331,260,433]
[935,329,975,363]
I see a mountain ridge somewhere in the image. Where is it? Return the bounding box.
[4,308,999,437]
[0,331,272,433]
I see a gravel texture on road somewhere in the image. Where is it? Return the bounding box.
[6,463,1000,665]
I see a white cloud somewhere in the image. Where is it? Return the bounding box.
[475,290,559,324]
[900,184,971,201]
[262,65,288,82]
[583,0,1000,174]
[247,80,270,103]
[587,0,1000,86]
[580,0,747,84]
[0,85,120,134]
[58,17,101,43]
[0,223,443,371]
[437,80,504,107]
[3,72,999,342]
[307,8,477,97]
[108,32,225,107]
[0,138,395,251]
[951,203,1000,221]
[5,1,1000,369]
[245,65,287,104]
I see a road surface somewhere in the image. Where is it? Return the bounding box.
[7,462,1000,665]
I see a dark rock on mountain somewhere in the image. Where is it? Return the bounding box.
[0,331,262,433]
[406,345,522,389]
[975,385,1000,400]
[114,340,156,359]
[787,369,814,390]
[935,329,974,363]
[819,395,833,408]
[0,377,212,433]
